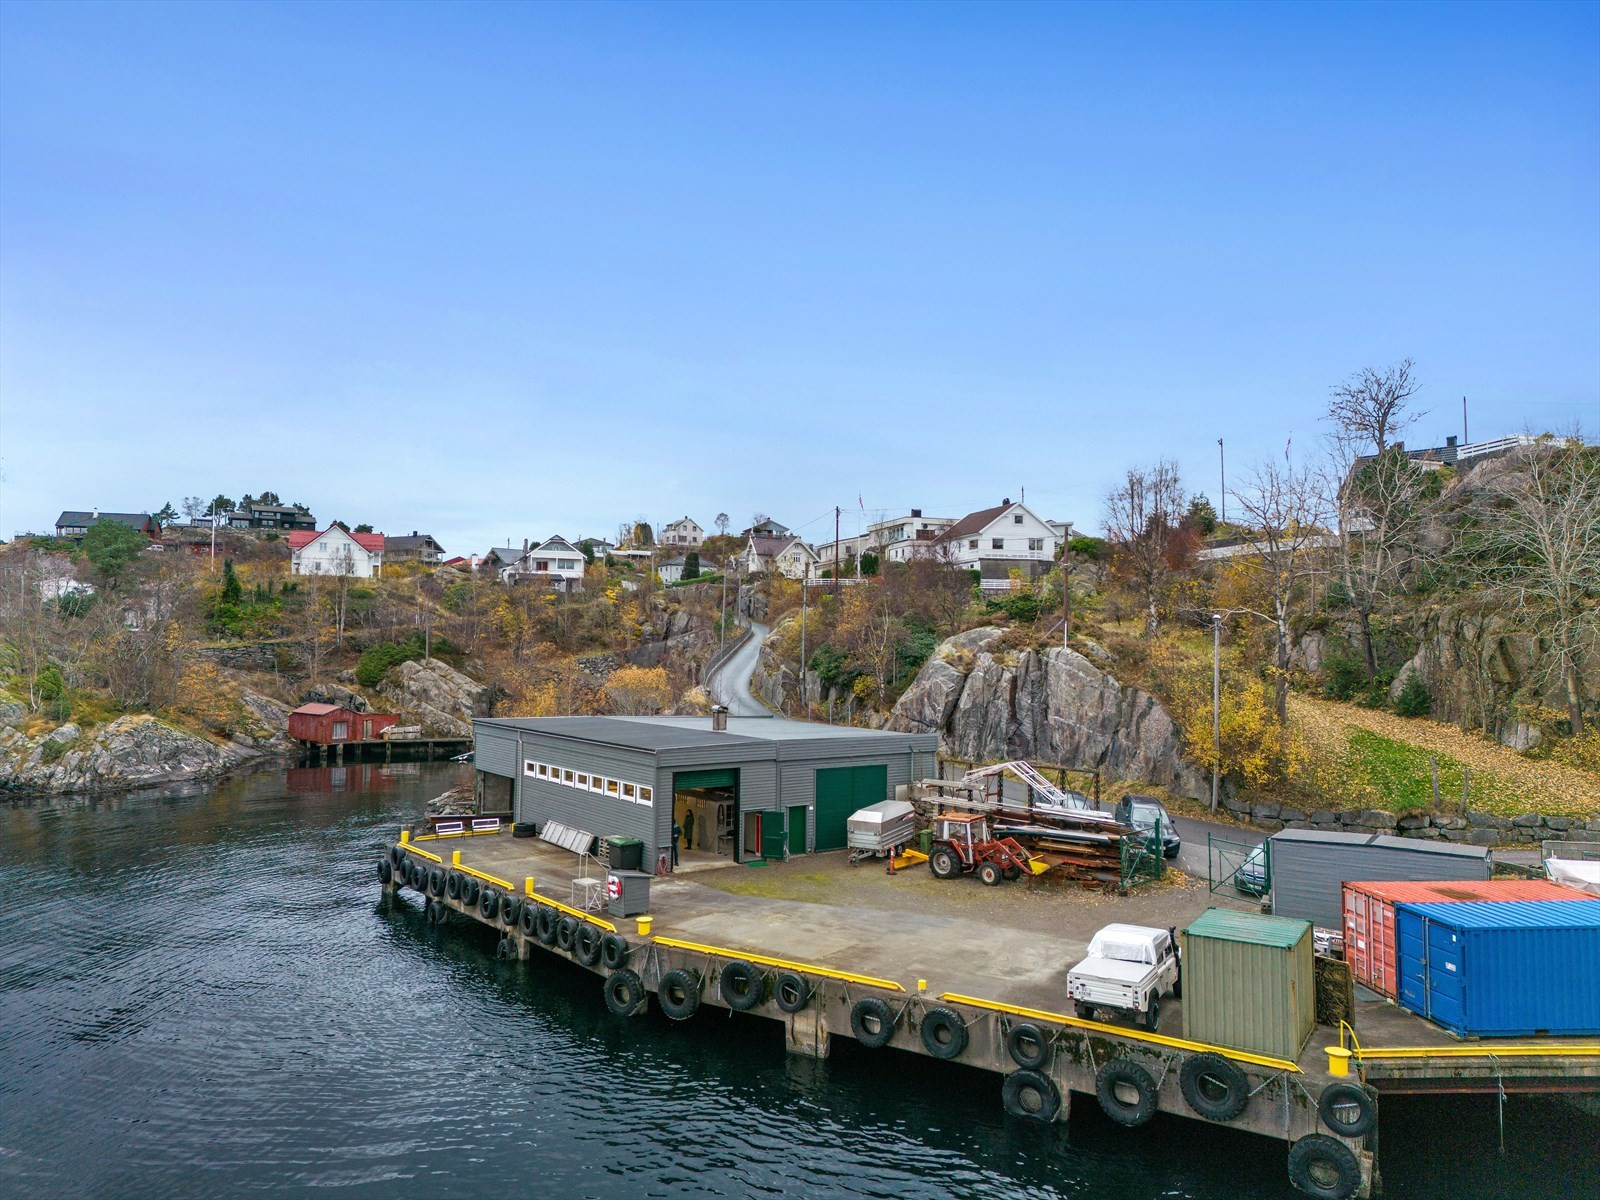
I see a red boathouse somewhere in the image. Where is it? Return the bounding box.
[288,703,398,745]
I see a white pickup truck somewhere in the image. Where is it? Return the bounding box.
[1066,923,1181,1032]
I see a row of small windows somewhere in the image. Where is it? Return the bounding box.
[524,760,654,806]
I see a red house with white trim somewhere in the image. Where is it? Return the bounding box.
[288,526,386,577]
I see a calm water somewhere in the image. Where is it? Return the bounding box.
[2,762,1595,1200]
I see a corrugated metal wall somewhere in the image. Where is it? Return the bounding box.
[513,731,660,852]
[1272,837,1491,929]
[474,724,521,778]
[1182,926,1315,1061]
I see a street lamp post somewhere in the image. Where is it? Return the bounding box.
[1211,612,1222,811]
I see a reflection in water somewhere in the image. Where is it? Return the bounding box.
[2,762,1595,1199]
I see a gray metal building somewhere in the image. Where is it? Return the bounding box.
[472,714,938,872]
[1269,828,1491,930]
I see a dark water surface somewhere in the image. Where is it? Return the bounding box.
[3,763,1595,1200]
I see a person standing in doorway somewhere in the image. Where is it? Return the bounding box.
[682,808,696,854]
[671,819,682,867]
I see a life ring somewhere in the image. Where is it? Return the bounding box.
[535,906,559,945]
[919,1007,968,1060]
[1180,1052,1250,1122]
[719,960,766,1011]
[1007,1022,1050,1070]
[850,996,896,1048]
[377,858,393,884]
[556,915,579,951]
[774,972,812,1014]
[600,933,630,970]
[427,868,445,897]
[604,968,645,1016]
[1096,1059,1158,1128]
[574,922,604,966]
[519,905,538,937]
[446,872,463,900]
[656,969,701,1021]
[479,889,500,921]
[500,897,522,929]
[1318,1082,1377,1139]
[1287,1134,1362,1200]
[1002,1069,1061,1122]
[496,938,516,962]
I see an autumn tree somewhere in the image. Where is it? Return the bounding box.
[1466,438,1600,733]
[1328,358,1423,457]
[603,665,673,714]
[715,513,730,537]
[1103,460,1188,635]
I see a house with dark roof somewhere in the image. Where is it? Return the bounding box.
[506,537,587,593]
[384,532,448,564]
[481,546,525,577]
[223,502,316,531]
[288,527,386,577]
[742,534,818,580]
[935,498,1063,590]
[54,510,160,540]
[741,518,793,539]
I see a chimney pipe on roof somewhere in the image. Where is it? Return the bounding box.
[1002,497,1011,506]
[911,508,921,518]
[711,704,729,732]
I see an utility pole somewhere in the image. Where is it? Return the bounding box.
[1062,549,1071,649]
[210,498,219,573]
[834,505,840,583]
[1211,612,1222,811]
[1462,396,1469,446]
[798,579,808,716]
[1217,438,1226,525]
[720,562,729,653]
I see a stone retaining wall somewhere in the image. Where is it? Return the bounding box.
[1220,795,1600,847]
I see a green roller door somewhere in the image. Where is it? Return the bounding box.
[814,765,888,852]
[673,769,737,792]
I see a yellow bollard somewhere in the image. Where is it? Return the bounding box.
[525,876,536,896]
[917,979,927,992]
[452,851,462,866]
[400,829,410,844]
[1326,1046,1352,1077]
[637,916,654,937]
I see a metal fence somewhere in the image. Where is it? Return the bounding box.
[1119,822,1166,891]
[1208,833,1269,898]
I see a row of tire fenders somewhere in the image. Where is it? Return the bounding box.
[383,844,1370,1200]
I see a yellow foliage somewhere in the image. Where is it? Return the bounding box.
[602,665,673,715]
[1154,642,1306,787]
[173,660,238,734]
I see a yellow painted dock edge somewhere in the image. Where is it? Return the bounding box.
[397,846,615,932]
[1355,1044,1600,1060]
[521,884,617,933]
[937,991,1303,1074]
[399,845,443,865]
[654,936,906,993]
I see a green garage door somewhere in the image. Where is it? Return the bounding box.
[814,765,888,852]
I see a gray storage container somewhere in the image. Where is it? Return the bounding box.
[606,870,651,917]
[1269,828,1490,929]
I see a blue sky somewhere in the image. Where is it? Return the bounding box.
[2,0,1596,553]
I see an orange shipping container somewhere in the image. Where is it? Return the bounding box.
[1342,879,1589,999]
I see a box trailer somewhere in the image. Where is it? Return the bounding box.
[1396,899,1600,1037]
[1269,828,1490,930]
[1343,879,1590,999]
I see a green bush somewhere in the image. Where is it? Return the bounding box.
[40,738,68,763]
[990,590,1042,623]
[354,632,455,688]
[1393,673,1434,718]
[859,551,879,576]
[1067,536,1106,560]
[1321,651,1366,702]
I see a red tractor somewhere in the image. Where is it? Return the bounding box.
[927,813,1047,885]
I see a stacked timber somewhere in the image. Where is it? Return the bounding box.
[991,818,1139,889]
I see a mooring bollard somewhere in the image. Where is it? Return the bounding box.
[638,916,654,937]
[1326,1046,1352,1077]
[452,850,462,866]
[524,876,536,895]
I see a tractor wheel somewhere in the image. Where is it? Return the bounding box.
[1002,864,1022,882]
[978,861,1003,887]
[929,847,960,880]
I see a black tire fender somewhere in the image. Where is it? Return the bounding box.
[536,905,560,946]
[556,915,579,951]
[1287,1134,1362,1200]
[1318,1082,1377,1139]
[1180,1052,1251,1122]
[719,960,766,1011]
[389,844,406,870]
[656,968,701,1021]
[1096,1059,1158,1128]
[512,821,538,838]
[519,904,538,937]
[600,933,630,970]
[429,899,450,925]
[603,968,645,1016]
[377,858,393,884]
[463,878,481,906]
[496,938,516,961]
[919,1007,968,1060]
[501,897,522,928]
[774,972,811,1014]
[850,996,896,1048]
[446,871,463,900]
[1007,1022,1051,1070]
[427,867,445,897]
[1001,1069,1061,1122]
[574,922,604,967]
[479,889,499,921]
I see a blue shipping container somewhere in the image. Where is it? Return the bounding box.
[1395,900,1600,1037]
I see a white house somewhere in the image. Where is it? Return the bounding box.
[658,556,689,585]
[660,517,704,548]
[507,537,587,593]
[936,499,1062,591]
[743,534,819,580]
[813,509,958,570]
[289,527,385,578]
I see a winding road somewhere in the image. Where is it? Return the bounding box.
[705,621,771,717]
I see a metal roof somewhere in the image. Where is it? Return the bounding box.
[476,715,767,751]
[613,715,927,744]
[291,702,343,716]
[1185,907,1311,949]
[1398,900,1600,931]
[1269,827,1489,860]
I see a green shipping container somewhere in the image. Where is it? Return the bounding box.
[1180,908,1315,1063]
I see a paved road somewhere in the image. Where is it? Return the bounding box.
[705,621,771,716]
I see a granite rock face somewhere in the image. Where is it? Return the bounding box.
[887,627,1206,798]
[377,658,494,737]
[0,712,257,795]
